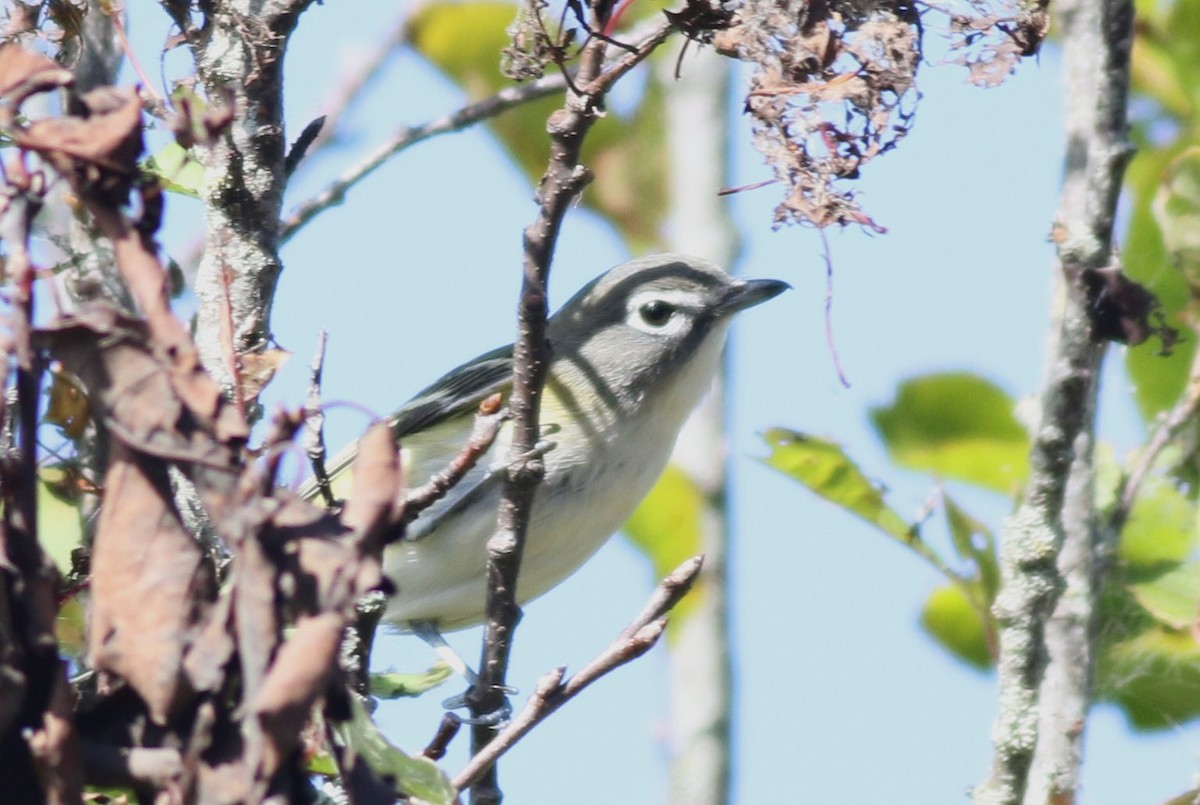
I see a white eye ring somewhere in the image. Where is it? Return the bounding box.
[627,290,694,335]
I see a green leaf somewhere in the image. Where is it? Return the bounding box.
[624,465,704,630]
[1153,147,1200,290]
[143,142,205,198]
[1124,145,1194,421]
[1129,562,1200,630]
[37,468,84,573]
[56,595,86,660]
[1099,628,1200,730]
[943,494,1000,602]
[306,749,339,777]
[762,428,912,542]
[332,695,456,804]
[370,663,453,699]
[919,583,992,670]
[869,373,1029,494]
[1118,476,1196,570]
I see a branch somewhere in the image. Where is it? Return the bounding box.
[1109,345,1200,533]
[301,8,411,158]
[454,557,703,791]
[303,328,335,508]
[397,396,508,528]
[277,20,672,245]
[182,0,318,413]
[0,160,78,803]
[279,74,568,244]
[975,0,1133,799]
[470,17,676,803]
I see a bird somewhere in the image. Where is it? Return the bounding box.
[305,253,787,670]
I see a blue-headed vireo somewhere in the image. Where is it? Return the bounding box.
[306,253,787,639]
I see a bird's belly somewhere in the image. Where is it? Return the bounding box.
[383,420,673,632]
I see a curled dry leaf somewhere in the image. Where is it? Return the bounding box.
[238,348,290,405]
[89,441,208,725]
[0,44,73,110]
[37,306,245,497]
[16,86,144,205]
[1081,265,1180,354]
[252,612,344,778]
[341,421,400,541]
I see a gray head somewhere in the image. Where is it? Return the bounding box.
[548,254,788,417]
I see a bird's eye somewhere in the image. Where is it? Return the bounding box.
[638,300,676,327]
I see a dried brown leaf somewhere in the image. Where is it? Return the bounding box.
[341,422,400,539]
[183,593,235,695]
[239,348,290,403]
[1081,266,1180,353]
[0,44,72,107]
[89,442,208,724]
[252,612,343,777]
[20,87,141,162]
[46,365,89,439]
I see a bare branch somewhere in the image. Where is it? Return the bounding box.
[303,8,411,157]
[279,74,568,244]
[1109,345,1200,533]
[398,396,508,528]
[304,328,335,507]
[181,0,318,413]
[0,154,77,804]
[470,19,678,800]
[975,0,1134,799]
[454,557,703,791]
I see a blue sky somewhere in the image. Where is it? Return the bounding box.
[134,2,1200,801]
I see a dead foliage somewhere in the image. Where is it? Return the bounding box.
[710,0,1048,230]
[0,42,432,801]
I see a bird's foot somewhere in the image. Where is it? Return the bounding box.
[442,683,516,727]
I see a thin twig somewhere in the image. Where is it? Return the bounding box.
[279,74,569,243]
[453,557,703,791]
[397,396,508,527]
[422,714,464,761]
[304,328,335,508]
[584,19,675,96]
[303,8,411,157]
[1109,345,1200,532]
[819,228,851,388]
[109,9,169,117]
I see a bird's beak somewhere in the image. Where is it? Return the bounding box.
[716,278,790,316]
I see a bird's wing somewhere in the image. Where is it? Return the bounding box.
[388,343,514,438]
[300,344,514,501]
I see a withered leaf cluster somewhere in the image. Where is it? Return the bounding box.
[713,0,1046,230]
[716,0,922,230]
[0,44,439,802]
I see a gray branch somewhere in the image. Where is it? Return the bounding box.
[469,18,676,804]
[973,0,1133,799]
[279,74,568,244]
[174,0,315,413]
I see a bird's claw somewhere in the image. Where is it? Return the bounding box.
[442,685,515,727]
